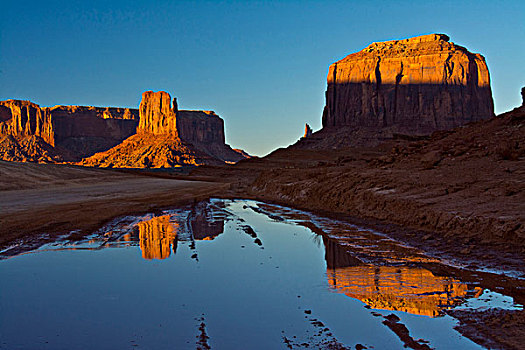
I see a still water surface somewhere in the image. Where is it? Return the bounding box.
[0,199,520,349]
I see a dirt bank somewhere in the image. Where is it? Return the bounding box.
[0,161,226,248]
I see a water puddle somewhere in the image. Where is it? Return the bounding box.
[0,199,522,349]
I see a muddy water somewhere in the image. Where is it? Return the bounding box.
[0,199,521,349]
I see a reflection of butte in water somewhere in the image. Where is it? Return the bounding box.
[137,207,224,260]
[138,216,179,260]
[323,237,481,317]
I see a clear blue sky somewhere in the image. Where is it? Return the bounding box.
[1,0,523,156]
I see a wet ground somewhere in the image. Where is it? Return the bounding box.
[0,199,522,349]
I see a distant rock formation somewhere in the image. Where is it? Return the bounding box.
[0,91,248,166]
[303,123,313,138]
[0,100,138,161]
[81,91,247,168]
[294,34,495,150]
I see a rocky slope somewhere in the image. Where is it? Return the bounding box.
[79,132,218,168]
[81,91,246,168]
[298,34,495,149]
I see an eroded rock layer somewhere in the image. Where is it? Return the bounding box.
[322,34,494,135]
[0,91,247,166]
[0,100,54,145]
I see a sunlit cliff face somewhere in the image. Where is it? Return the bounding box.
[327,265,482,317]
[138,215,179,260]
[322,34,494,132]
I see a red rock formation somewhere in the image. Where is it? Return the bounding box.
[0,100,54,145]
[0,105,12,122]
[81,91,247,167]
[1,91,248,166]
[0,101,139,148]
[80,132,221,167]
[177,110,225,144]
[138,91,178,134]
[177,110,245,162]
[327,265,479,317]
[322,34,494,135]
[49,106,138,157]
[0,100,139,161]
[138,215,179,260]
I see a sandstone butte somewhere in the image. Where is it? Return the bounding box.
[0,91,247,167]
[81,91,246,168]
[298,34,495,148]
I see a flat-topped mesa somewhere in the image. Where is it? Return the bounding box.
[48,105,138,146]
[50,105,138,120]
[322,33,494,134]
[0,100,139,147]
[176,110,225,144]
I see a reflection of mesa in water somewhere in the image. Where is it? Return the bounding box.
[327,265,481,317]
[137,208,225,260]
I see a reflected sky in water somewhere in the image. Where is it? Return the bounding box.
[1,199,519,349]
